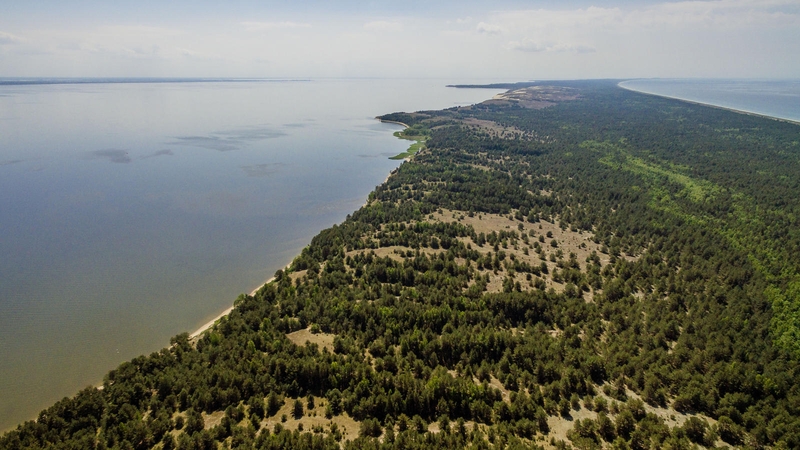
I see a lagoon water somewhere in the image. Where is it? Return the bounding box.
[619,79,800,123]
[0,79,503,430]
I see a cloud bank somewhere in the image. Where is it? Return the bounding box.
[0,0,797,79]
[0,31,24,45]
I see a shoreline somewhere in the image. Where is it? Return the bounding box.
[378,118,425,161]
[188,139,403,341]
[362,169,396,209]
[377,118,410,129]
[93,276,274,390]
[188,261,294,340]
[93,192,384,390]
[108,119,406,391]
[618,81,800,127]
[188,306,236,340]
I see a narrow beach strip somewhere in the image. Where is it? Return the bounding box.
[618,82,800,126]
[189,306,236,339]
[377,119,409,128]
[189,122,405,341]
[189,272,279,340]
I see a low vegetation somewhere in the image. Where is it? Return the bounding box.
[389,124,429,160]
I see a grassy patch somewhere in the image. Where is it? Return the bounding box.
[587,140,722,203]
[588,138,800,357]
[767,280,800,357]
[390,124,429,160]
[389,140,426,160]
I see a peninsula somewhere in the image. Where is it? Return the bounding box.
[3,80,799,449]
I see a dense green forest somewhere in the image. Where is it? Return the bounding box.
[3,80,800,449]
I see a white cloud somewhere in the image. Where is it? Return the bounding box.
[241,21,312,32]
[484,0,800,36]
[363,21,403,32]
[477,0,799,63]
[176,47,200,58]
[64,26,184,59]
[476,22,504,35]
[0,31,24,45]
[507,39,547,52]
[507,39,595,53]
[555,43,596,54]
[0,0,798,79]
[96,25,184,38]
[631,0,800,28]
[484,7,621,36]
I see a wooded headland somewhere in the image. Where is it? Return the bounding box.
[3,80,799,449]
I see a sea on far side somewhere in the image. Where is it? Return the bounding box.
[619,78,800,124]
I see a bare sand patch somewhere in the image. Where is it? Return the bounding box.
[289,269,308,282]
[544,407,598,447]
[286,327,335,353]
[623,389,717,430]
[426,419,482,435]
[431,209,610,267]
[339,208,636,303]
[539,389,719,448]
[202,410,225,430]
[488,375,511,402]
[346,245,443,262]
[346,246,406,262]
[262,397,360,442]
[428,209,622,297]
[489,86,580,109]
[460,118,532,140]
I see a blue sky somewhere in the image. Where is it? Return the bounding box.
[1,0,798,79]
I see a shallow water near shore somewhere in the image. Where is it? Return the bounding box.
[0,78,503,431]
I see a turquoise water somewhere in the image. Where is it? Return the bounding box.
[619,79,800,123]
[0,79,503,430]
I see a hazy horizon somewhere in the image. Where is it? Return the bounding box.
[1,0,798,80]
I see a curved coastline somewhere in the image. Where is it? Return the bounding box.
[377,118,410,129]
[88,270,285,393]
[618,81,800,127]
[0,79,521,434]
[379,118,427,161]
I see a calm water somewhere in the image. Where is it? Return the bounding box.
[0,79,502,430]
[619,79,800,123]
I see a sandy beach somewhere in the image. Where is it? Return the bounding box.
[377,118,410,129]
[188,279,272,339]
[618,82,800,126]
[188,306,236,339]
[179,120,411,342]
[189,261,295,339]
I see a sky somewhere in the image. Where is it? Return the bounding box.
[0,0,798,79]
